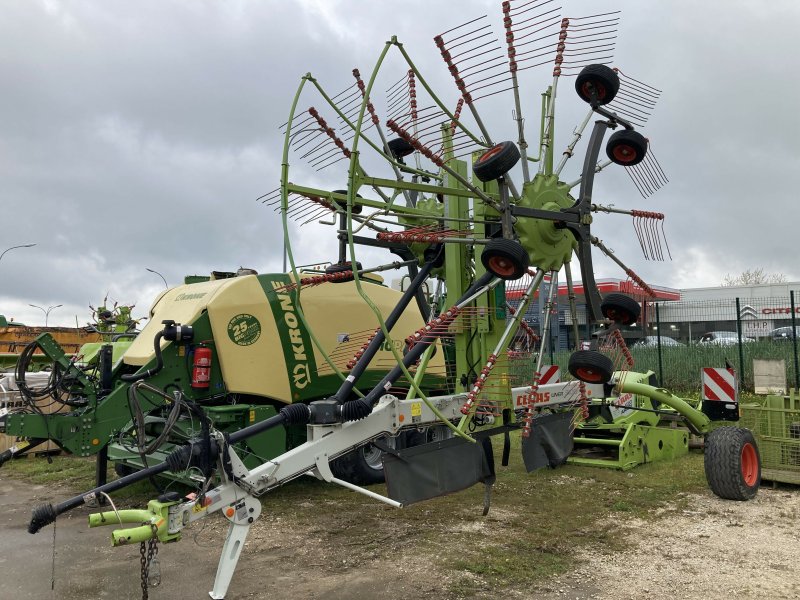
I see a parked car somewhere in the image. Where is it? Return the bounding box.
[769,326,800,342]
[634,336,685,347]
[698,331,755,346]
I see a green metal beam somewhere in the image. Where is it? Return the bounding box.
[617,380,711,433]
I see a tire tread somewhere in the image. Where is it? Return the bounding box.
[704,426,760,501]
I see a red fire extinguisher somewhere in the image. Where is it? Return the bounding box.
[191,346,212,389]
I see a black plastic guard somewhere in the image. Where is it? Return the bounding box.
[521,411,575,472]
[701,400,740,422]
[383,436,494,506]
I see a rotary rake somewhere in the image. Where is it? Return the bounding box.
[24,3,762,599]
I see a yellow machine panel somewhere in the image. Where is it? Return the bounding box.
[206,276,289,401]
[124,278,235,366]
[120,272,444,405]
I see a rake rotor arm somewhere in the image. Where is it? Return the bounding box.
[329,257,437,403]
[392,39,488,148]
[355,272,499,413]
[563,118,612,322]
[590,235,656,297]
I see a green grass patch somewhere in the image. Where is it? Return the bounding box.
[3,455,99,487]
[530,341,799,393]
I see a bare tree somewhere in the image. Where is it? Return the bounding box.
[722,268,787,286]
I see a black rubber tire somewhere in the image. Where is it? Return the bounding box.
[387,138,414,160]
[481,238,529,280]
[601,293,641,325]
[605,130,648,166]
[472,141,520,182]
[331,189,363,215]
[575,64,620,105]
[325,261,363,283]
[704,426,761,501]
[330,437,394,485]
[568,350,614,384]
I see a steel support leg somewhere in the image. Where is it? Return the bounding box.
[209,495,261,600]
[95,444,108,488]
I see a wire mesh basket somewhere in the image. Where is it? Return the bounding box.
[740,392,800,484]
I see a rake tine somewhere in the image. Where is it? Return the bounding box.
[256,187,281,203]
[315,155,349,172]
[290,127,324,151]
[660,218,673,261]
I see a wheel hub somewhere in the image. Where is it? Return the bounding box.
[514,174,578,271]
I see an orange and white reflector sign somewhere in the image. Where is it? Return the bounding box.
[701,367,738,404]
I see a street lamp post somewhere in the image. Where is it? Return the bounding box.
[145,268,168,288]
[0,243,37,264]
[29,304,63,327]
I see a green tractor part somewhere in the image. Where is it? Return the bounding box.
[565,350,759,501]
[564,296,741,472]
[2,271,445,484]
[570,371,692,470]
[88,496,182,546]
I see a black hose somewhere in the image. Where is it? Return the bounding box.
[279,402,311,426]
[28,406,303,534]
[121,331,164,382]
[339,398,371,422]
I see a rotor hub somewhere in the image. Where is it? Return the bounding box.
[514,174,577,271]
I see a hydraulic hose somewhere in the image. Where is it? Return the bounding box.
[120,331,164,383]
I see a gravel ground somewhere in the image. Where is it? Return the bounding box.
[4,474,799,599]
[526,486,800,600]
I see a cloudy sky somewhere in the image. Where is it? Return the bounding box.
[1,0,797,327]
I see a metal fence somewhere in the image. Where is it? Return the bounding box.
[525,292,800,393]
[640,293,800,392]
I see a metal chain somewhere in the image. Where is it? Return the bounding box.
[139,524,160,600]
[139,537,148,600]
[148,524,161,588]
[50,516,57,593]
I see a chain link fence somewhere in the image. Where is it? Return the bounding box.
[513,292,800,394]
[635,293,800,392]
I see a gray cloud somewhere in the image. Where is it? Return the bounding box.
[2,0,798,327]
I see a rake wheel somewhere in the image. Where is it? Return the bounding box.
[575,64,620,105]
[481,238,529,280]
[600,293,641,325]
[568,351,614,384]
[606,130,648,166]
[272,1,671,450]
[472,141,521,183]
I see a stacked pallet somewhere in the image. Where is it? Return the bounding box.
[0,372,65,455]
